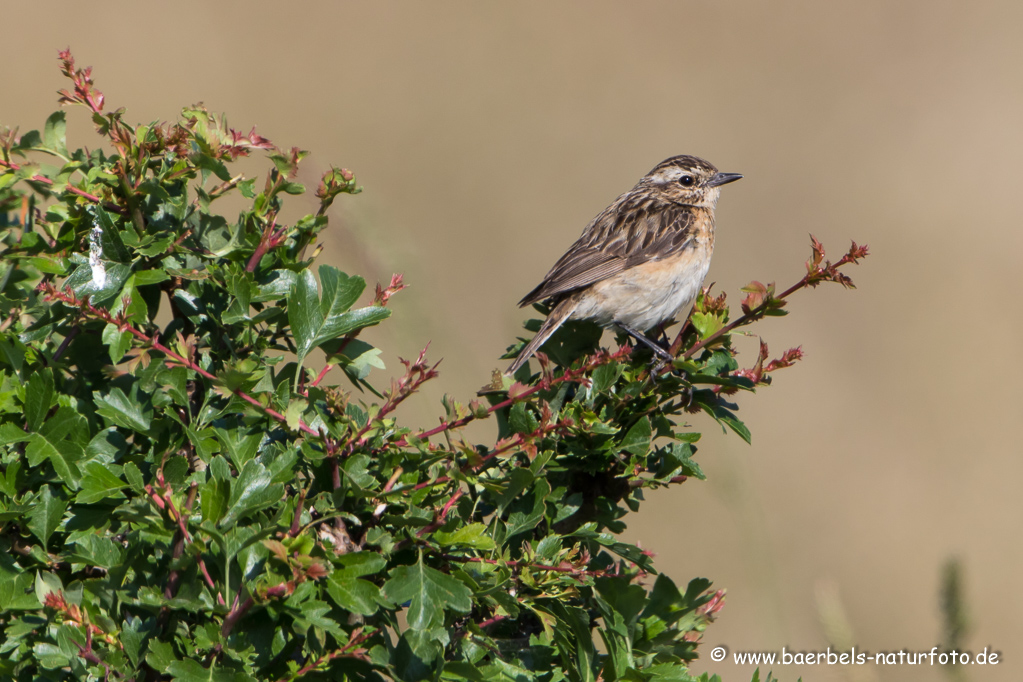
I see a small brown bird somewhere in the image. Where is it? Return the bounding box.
[508,155,741,374]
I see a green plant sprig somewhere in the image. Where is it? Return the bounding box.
[0,50,868,682]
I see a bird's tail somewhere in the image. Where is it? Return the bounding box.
[506,298,578,375]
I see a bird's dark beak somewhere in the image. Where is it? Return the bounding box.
[707,172,743,187]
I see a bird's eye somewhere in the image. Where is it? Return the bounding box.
[678,175,695,187]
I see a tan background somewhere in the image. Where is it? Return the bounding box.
[4,2,1021,680]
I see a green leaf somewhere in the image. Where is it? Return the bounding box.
[68,534,125,568]
[507,402,539,435]
[121,615,151,668]
[90,205,133,263]
[214,425,262,468]
[291,599,346,638]
[26,430,84,489]
[94,386,153,431]
[335,551,387,577]
[220,459,284,527]
[619,416,651,456]
[145,639,178,672]
[382,554,472,630]
[547,603,597,682]
[43,111,68,156]
[0,423,29,446]
[64,260,132,305]
[27,485,67,551]
[102,323,134,364]
[200,475,229,525]
[32,642,70,670]
[695,396,751,444]
[134,269,170,287]
[326,573,384,616]
[673,442,705,480]
[76,461,128,504]
[14,129,41,150]
[396,629,444,679]
[166,659,246,682]
[287,266,390,382]
[123,461,144,491]
[505,479,550,538]
[590,361,623,394]
[0,562,39,610]
[433,523,496,550]
[690,311,724,340]
[23,368,55,432]
[253,269,298,302]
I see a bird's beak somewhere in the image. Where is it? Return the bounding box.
[707,172,743,187]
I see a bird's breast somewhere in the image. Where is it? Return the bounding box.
[573,236,714,331]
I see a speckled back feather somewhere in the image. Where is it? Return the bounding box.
[518,197,696,307]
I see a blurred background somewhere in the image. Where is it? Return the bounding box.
[5,2,1020,679]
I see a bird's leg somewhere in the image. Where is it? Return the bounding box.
[616,323,673,362]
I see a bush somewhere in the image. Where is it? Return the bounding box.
[0,51,867,682]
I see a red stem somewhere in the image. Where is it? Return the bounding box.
[0,158,127,214]
[44,288,321,437]
[444,554,616,579]
[384,345,633,454]
[274,627,374,681]
[397,419,572,496]
[679,243,866,362]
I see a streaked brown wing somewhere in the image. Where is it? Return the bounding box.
[518,197,695,307]
[517,247,623,306]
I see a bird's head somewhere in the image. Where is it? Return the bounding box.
[638,155,742,208]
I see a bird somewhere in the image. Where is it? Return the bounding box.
[507,155,741,374]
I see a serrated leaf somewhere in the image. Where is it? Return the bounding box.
[123,461,144,491]
[32,642,70,670]
[90,205,133,263]
[94,386,152,431]
[253,269,298,302]
[64,261,132,306]
[326,573,383,616]
[200,475,228,525]
[68,534,124,568]
[166,659,245,682]
[76,461,128,504]
[336,551,387,577]
[0,423,29,446]
[27,485,66,550]
[26,432,83,489]
[145,639,177,672]
[0,567,39,611]
[696,397,751,445]
[121,615,150,668]
[508,402,539,436]
[690,311,724,340]
[102,323,134,364]
[619,416,651,456]
[288,266,390,380]
[134,269,170,287]
[291,599,345,638]
[84,427,124,458]
[43,111,68,156]
[382,554,472,631]
[505,479,550,538]
[23,368,54,432]
[214,425,262,468]
[722,415,751,444]
[220,460,283,527]
[590,361,623,394]
[433,523,495,550]
[673,442,705,480]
